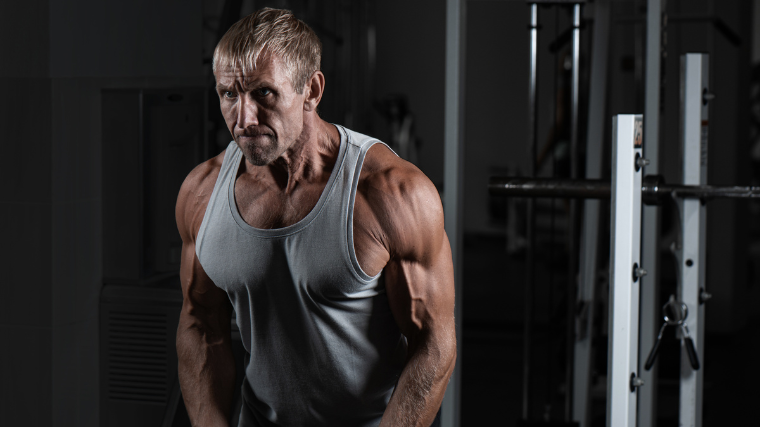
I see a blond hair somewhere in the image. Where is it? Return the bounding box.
[212,8,321,94]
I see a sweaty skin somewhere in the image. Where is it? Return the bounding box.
[175,53,456,427]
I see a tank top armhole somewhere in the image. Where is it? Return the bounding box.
[345,135,399,283]
[195,142,239,261]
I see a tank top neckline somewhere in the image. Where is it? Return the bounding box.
[227,125,349,238]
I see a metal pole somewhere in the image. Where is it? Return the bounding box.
[565,4,582,421]
[442,1,465,426]
[570,4,581,181]
[607,114,643,427]
[639,0,665,424]
[573,1,610,423]
[677,52,708,427]
[490,175,760,201]
[523,3,539,421]
[489,177,610,199]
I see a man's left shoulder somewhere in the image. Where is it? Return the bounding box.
[358,143,444,261]
[360,143,443,227]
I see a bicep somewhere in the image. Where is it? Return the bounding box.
[177,244,232,348]
[180,240,229,312]
[176,182,231,334]
[384,228,456,345]
[362,152,455,344]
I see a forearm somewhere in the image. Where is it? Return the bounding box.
[380,332,457,427]
[177,320,236,427]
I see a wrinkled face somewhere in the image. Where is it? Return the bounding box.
[215,54,307,166]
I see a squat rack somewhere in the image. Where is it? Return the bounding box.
[489,53,755,427]
[443,1,744,426]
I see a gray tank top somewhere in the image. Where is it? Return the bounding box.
[196,125,406,426]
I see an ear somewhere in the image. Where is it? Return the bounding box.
[303,71,325,112]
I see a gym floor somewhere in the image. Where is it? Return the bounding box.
[459,233,760,426]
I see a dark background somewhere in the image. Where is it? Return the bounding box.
[2,0,759,425]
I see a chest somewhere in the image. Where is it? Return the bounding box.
[234,176,325,229]
[231,174,389,278]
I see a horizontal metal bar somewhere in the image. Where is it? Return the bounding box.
[489,177,611,199]
[642,174,760,203]
[489,175,760,203]
[663,185,760,200]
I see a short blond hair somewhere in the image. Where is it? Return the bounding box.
[213,8,321,94]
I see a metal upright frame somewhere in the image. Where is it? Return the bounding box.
[443,1,466,426]
[607,115,644,427]
[565,4,583,420]
[638,0,666,425]
[676,53,709,427]
[491,54,718,427]
[524,2,585,421]
[523,3,539,419]
[572,1,610,425]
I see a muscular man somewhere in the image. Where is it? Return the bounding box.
[175,8,456,426]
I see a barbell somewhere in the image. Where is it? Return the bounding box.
[488,174,760,204]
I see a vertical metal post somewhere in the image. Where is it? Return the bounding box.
[523,3,539,421]
[570,3,581,180]
[564,4,582,420]
[573,1,610,425]
[677,53,708,427]
[443,0,465,426]
[638,1,665,426]
[607,114,643,427]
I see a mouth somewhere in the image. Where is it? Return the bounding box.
[236,128,274,142]
[238,133,270,140]
[237,132,275,143]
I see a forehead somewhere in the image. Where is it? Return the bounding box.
[214,54,291,87]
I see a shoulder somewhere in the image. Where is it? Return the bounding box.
[179,150,224,196]
[175,150,226,242]
[360,144,442,216]
[359,143,444,261]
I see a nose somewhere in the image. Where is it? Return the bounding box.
[236,94,259,130]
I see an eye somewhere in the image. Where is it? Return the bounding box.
[223,90,237,99]
[257,88,272,96]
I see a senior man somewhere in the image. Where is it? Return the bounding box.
[175,8,456,427]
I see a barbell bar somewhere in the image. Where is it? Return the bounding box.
[488,174,760,204]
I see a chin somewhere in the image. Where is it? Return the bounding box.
[242,148,276,166]
[237,137,278,166]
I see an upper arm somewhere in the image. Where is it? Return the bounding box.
[175,159,231,334]
[365,149,456,348]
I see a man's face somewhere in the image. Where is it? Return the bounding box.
[215,55,306,166]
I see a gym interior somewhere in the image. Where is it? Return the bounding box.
[3,0,760,425]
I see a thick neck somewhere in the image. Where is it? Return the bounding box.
[243,116,341,194]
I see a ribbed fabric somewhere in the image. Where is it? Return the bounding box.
[196,126,406,427]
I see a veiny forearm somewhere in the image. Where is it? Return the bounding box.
[380,330,457,427]
[177,315,236,427]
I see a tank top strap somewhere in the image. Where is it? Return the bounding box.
[340,126,397,282]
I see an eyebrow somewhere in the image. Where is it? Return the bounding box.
[215,78,274,92]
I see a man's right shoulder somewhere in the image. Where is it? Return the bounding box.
[181,151,225,197]
[176,150,226,241]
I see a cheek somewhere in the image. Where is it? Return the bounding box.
[220,104,237,127]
